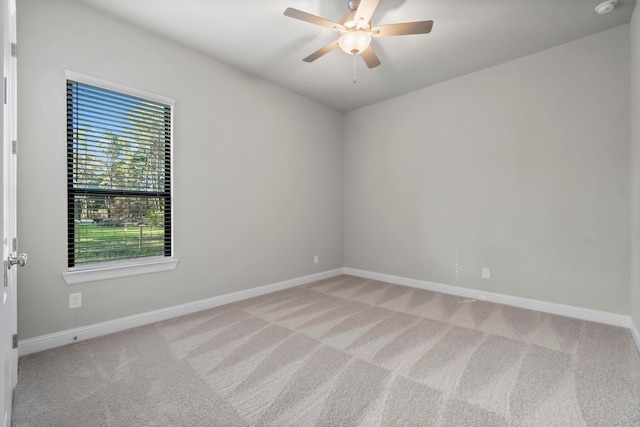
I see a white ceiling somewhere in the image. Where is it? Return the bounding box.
[78,0,636,112]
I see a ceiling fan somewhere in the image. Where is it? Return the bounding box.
[284,0,434,69]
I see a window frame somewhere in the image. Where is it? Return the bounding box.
[63,71,178,284]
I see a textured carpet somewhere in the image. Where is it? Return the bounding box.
[13,275,640,426]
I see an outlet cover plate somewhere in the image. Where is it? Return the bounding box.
[69,293,82,309]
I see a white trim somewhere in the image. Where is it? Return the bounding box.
[64,70,177,283]
[344,268,634,329]
[63,258,179,285]
[19,268,344,356]
[64,70,175,106]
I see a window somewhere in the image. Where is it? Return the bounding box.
[66,76,173,271]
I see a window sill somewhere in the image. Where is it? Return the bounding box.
[63,258,179,285]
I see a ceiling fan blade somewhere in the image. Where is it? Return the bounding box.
[371,20,434,37]
[284,8,345,31]
[303,41,340,63]
[360,46,381,69]
[354,0,380,29]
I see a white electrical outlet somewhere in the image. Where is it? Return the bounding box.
[314,255,319,264]
[69,293,82,309]
[482,268,490,279]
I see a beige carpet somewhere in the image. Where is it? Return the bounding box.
[13,275,640,426]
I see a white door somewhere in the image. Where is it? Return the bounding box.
[1,0,21,426]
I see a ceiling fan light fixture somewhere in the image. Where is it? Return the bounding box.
[338,30,371,55]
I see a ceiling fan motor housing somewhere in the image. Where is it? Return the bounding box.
[340,10,364,30]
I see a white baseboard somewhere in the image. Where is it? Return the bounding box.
[19,267,640,357]
[18,268,344,356]
[631,322,640,355]
[344,268,636,330]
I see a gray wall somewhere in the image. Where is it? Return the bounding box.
[344,26,631,314]
[16,0,344,339]
[632,8,640,332]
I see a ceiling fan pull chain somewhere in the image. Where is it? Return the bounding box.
[353,54,357,83]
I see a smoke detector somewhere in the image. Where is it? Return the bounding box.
[595,0,617,14]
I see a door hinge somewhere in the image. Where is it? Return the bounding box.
[11,43,16,58]
[3,261,7,288]
[11,140,17,155]
[12,334,17,349]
